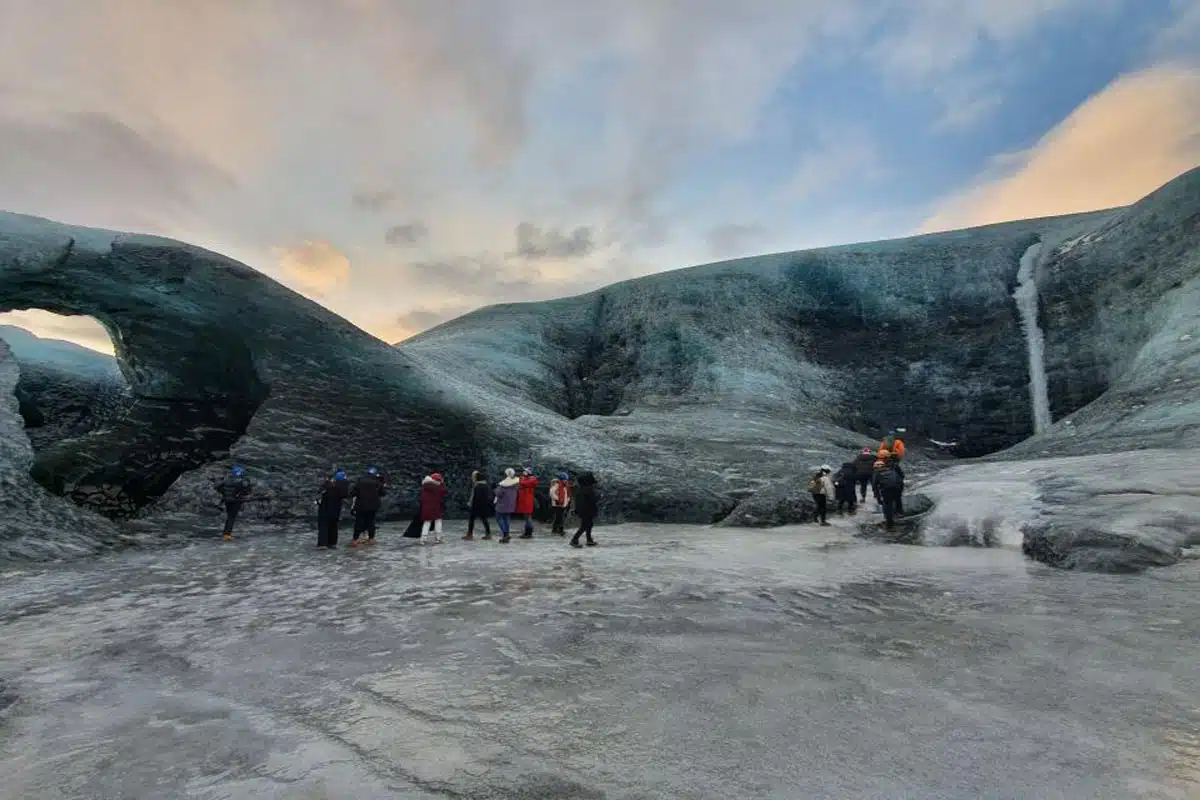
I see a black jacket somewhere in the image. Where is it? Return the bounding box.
[574,473,599,519]
[875,462,905,492]
[469,481,494,517]
[320,477,351,511]
[216,476,252,503]
[854,453,876,478]
[351,475,386,512]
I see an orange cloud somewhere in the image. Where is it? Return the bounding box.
[922,67,1200,232]
[274,240,351,292]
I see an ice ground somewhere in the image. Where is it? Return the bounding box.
[1,520,1197,798]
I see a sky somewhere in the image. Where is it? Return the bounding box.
[0,0,1198,355]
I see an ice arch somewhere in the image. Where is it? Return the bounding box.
[0,213,269,516]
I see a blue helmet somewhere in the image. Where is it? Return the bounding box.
[231,465,246,477]
[367,466,379,476]
[557,471,569,480]
[334,470,347,481]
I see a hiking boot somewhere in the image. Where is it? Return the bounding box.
[519,532,533,539]
[463,534,474,541]
[570,541,583,548]
[499,535,511,544]
[366,538,377,545]
[585,539,597,547]
[222,533,233,541]
[481,533,493,540]
[820,521,831,527]
[349,539,360,548]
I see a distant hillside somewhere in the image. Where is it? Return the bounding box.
[0,324,120,379]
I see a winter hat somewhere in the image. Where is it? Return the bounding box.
[334,470,347,480]
[820,464,832,473]
[430,472,443,482]
[505,467,516,478]
[557,471,569,480]
[366,466,378,476]
[231,465,245,477]
[862,447,872,455]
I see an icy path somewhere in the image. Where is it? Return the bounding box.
[1014,241,1053,434]
[1,521,1197,798]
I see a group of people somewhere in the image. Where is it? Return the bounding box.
[809,429,908,529]
[215,464,601,549]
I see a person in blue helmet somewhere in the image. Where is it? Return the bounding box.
[349,466,386,547]
[317,469,351,548]
[215,465,252,541]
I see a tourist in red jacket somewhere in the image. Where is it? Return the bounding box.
[517,467,539,538]
[419,472,448,545]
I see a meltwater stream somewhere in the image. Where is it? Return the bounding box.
[1014,241,1053,434]
[0,519,1197,798]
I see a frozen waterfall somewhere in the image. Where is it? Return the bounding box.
[1013,242,1052,434]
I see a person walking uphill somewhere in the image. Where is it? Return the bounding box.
[349,466,386,548]
[317,470,351,548]
[517,467,539,538]
[569,472,599,548]
[549,472,573,535]
[854,447,876,501]
[835,460,858,515]
[419,473,448,545]
[808,465,835,526]
[464,471,493,540]
[493,468,520,543]
[216,465,252,541]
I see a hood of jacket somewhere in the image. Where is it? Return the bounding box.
[498,476,520,488]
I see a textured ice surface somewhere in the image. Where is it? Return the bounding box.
[1,522,1197,798]
[1013,242,1051,434]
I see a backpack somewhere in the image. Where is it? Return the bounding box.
[807,473,823,494]
[877,466,901,491]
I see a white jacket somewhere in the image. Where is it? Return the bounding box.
[819,474,836,497]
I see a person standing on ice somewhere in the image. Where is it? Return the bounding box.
[876,455,906,529]
[493,468,520,543]
[853,447,876,501]
[549,472,573,535]
[216,465,252,541]
[879,429,906,460]
[808,465,834,526]
[317,469,351,548]
[349,466,386,547]
[517,466,539,538]
[870,448,890,506]
[569,472,599,548]
[419,472,448,545]
[464,470,493,540]
[834,460,858,515]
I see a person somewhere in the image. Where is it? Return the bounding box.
[834,460,858,515]
[876,454,906,529]
[549,471,573,535]
[349,466,386,548]
[317,469,351,548]
[493,468,520,543]
[871,448,891,506]
[216,465,252,541]
[517,467,539,538]
[808,465,834,526]
[879,429,906,460]
[853,447,876,501]
[465,470,493,540]
[569,472,599,548]
[419,472,448,544]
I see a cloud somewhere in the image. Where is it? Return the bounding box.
[922,67,1200,232]
[707,223,769,258]
[385,221,430,247]
[0,110,232,233]
[351,189,396,213]
[785,129,885,201]
[274,240,352,292]
[513,222,596,261]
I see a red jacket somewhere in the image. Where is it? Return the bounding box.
[550,479,573,508]
[516,475,539,515]
[419,477,448,521]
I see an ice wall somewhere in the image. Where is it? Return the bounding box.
[1013,242,1052,434]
